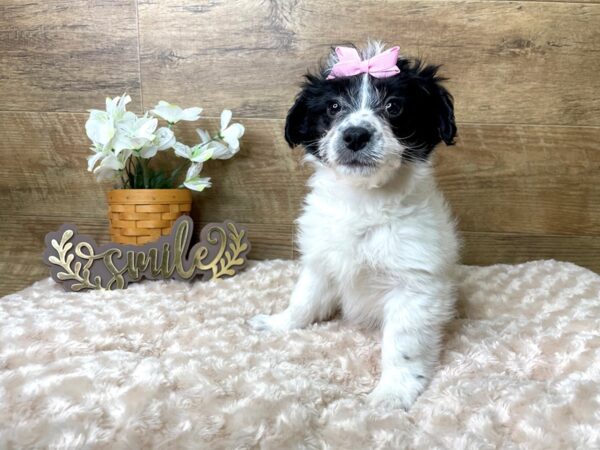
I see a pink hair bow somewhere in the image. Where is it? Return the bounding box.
[327,46,401,80]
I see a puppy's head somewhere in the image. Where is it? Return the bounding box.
[285,42,456,181]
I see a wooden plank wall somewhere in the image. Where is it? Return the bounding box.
[1,0,599,296]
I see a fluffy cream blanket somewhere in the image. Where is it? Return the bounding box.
[1,259,599,449]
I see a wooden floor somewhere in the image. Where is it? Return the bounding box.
[1,0,599,296]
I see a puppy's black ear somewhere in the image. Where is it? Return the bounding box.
[414,63,457,147]
[436,85,457,146]
[284,93,308,148]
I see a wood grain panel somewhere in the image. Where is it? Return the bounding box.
[2,112,599,235]
[2,113,599,294]
[179,119,309,226]
[138,0,600,125]
[435,124,600,235]
[0,112,109,218]
[198,222,293,260]
[460,232,600,272]
[0,0,141,112]
[0,216,108,297]
[2,0,600,299]
[160,120,600,237]
[0,113,306,226]
[291,230,600,273]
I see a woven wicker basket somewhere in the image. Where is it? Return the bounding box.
[107,189,193,245]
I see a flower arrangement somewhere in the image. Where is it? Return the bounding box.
[85,94,245,191]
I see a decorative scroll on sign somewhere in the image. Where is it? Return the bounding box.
[43,216,251,292]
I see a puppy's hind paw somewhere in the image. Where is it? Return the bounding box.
[247,312,293,332]
[248,314,273,331]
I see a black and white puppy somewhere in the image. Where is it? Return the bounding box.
[250,41,459,409]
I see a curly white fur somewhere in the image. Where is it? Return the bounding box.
[250,160,459,409]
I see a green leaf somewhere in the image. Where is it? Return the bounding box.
[166,165,184,187]
[126,160,135,188]
[151,171,167,189]
[134,159,144,189]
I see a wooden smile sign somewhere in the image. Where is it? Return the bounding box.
[43,216,251,292]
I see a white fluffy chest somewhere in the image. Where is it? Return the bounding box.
[295,167,458,326]
[298,190,449,275]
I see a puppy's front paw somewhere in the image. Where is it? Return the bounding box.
[248,312,293,332]
[367,372,428,410]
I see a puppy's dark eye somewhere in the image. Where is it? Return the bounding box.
[384,100,403,118]
[327,101,341,117]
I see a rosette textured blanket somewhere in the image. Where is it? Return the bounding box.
[1,260,599,448]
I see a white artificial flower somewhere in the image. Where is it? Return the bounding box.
[195,127,230,160]
[207,141,232,159]
[87,152,104,172]
[85,109,115,148]
[105,94,131,137]
[90,148,132,181]
[85,93,136,151]
[215,109,245,159]
[93,153,124,181]
[106,94,131,118]
[196,128,211,144]
[87,143,109,172]
[173,142,213,163]
[183,176,212,192]
[151,101,203,123]
[194,128,226,160]
[85,94,243,190]
[182,160,211,191]
[173,142,190,159]
[113,114,158,154]
[139,127,175,158]
[185,162,203,180]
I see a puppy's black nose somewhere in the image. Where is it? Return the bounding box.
[343,126,371,151]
